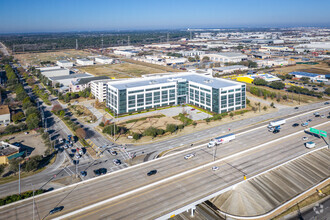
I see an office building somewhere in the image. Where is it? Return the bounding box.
[106,73,246,114]
[70,76,109,93]
[91,79,113,102]
[289,72,328,82]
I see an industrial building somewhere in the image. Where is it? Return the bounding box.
[0,105,10,125]
[76,58,94,66]
[37,66,70,78]
[256,59,289,68]
[95,57,113,64]
[106,72,246,114]
[204,52,248,63]
[113,50,139,57]
[289,72,328,82]
[56,60,73,68]
[178,50,205,57]
[48,73,93,87]
[70,76,110,93]
[236,73,281,84]
[212,65,248,74]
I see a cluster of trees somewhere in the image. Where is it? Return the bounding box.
[0,189,45,206]
[187,55,200,62]
[166,52,182,58]
[276,73,293,81]
[8,155,44,174]
[58,88,91,103]
[249,86,283,101]
[51,104,65,117]
[1,31,190,52]
[287,85,323,98]
[325,87,330,95]
[253,78,285,90]
[32,85,51,105]
[225,60,258,68]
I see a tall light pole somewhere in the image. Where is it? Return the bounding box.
[18,163,21,195]
[31,183,35,220]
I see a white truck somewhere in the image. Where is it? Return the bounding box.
[208,133,235,148]
[305,141,316,149]
[268,119,286,128]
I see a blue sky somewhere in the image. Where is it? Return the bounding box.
[0,0,329,33]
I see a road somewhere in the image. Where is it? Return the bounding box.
[127,102,330,159]
[0,114,328,219]
[0,42,10,56]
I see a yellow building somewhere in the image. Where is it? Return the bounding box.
[236,76,254,84]
[0,142,20,164]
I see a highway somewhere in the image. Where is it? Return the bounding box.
[0,111,328,220]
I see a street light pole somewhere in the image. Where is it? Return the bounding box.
[18,163,21,195]
[31,183,35,220]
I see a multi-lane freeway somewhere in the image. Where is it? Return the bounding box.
[0,106,328,220]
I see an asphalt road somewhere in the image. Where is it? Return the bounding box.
[0,116,328,220]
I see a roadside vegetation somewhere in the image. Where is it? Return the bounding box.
[0,189,46,206]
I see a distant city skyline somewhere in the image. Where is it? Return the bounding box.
[0,0,330,34]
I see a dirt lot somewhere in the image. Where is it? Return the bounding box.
[14,49,93,66]
[274,62,330,75]
[77,62,172,78]
[122,115,182,133]
[123,59,184,73]
[0,131,47,156]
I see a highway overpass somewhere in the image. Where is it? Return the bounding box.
[0,108,329,220]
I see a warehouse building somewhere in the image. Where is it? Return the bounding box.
[76,58,94,66]
[70,76,110,93]
[37,66,70,78]
[95,57,113,64]
[56,60,73,68]
[178,50,205,57]
[213,65,248,74]
[204,52,248,63]
[106,73,246,114]
[289,72,328,82]
[49,73,93,87]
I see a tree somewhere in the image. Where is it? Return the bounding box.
[143,127,158,137]
[25,107,39,117]
[26,78,35,86]
[76,128,86,139]
[55,82,61,88]
[188,57,196,62]
[52,104,63,114]
[195,55,200,61]
[133,133,141,140]
[12,112,25,123]
[26,113,40,130]
[9,158,23,172]
[325,87,330,95]
[166,124,177,133]
[300,77,310,83]
[202,56,210,62]
[269,81,285,90]
[253,78,268,86]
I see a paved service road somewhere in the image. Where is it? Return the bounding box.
[0,118,328,220]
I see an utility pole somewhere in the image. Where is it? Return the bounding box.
[18,163,21,195]
[167,33,169,43]
[127,36,130,46]
[31,183,35,220]
[101,35,104,52]
[190,31,192,40]
[76,39,78,50]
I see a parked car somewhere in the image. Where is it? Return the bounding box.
[320,115,325,118]
[302,137,308,141]
[324,102,329,105]
[147,170,157,176]
[49,206,64,215]
[273,129,280,134]
[294,107,299,109]
[306,119,312,122]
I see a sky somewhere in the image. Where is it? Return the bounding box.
[0,0,330,33]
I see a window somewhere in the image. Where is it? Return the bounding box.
[128,95,135,100]
[161,85,175,89]
[146,87,160,91]
[221,90,227,94]
[229,89,234,93]
[128,89,144,94]
[235,88,241,91]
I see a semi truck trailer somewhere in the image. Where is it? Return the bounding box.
[208,133,235,148]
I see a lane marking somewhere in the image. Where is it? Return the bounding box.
[54,122,329,219]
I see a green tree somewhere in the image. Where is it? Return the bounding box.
[166,124,178,133]
[133,133,141,140]
[26,113,40,130]
[253,78,268,86]
[325,87,330,95]
[12,112,25,123]
[188,57,196,62]
[143,127,158,137]
[202,56,210,62]
[269,81,285,90]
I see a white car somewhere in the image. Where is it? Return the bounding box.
[302,137,308,141]
[320,115,325,118]
[305,141,316,149]
[212,166,219,171]
[184,153,195,160]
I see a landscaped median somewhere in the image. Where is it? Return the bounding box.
[0,189,46,206]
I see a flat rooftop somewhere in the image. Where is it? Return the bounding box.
[0,105,10,115]
[49,73,92,81]
[77,58,91,61]
[108,73,242,90]
[57,60,72,63]
[289,71,319,77]
[216,52,247,57]
[213,65,247,71]
[0,142,19,157]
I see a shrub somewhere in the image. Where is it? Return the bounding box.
[133,133,141,140]
[99,122,105,127]
[166,124,178,133]
[143,127,158,137]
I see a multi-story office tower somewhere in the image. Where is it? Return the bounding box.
[106,73,246,114]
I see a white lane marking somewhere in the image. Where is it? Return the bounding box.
[54,121,329,219]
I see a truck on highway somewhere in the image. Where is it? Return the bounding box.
[305,141,316,149]
[268,119,286,128]
[208,133,235,148]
